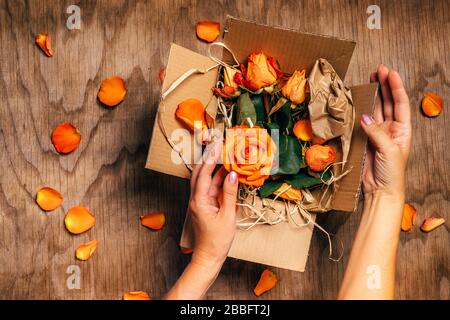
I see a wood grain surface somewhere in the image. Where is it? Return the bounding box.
[0,0,448,299]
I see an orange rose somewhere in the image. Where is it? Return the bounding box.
[305,145,336,172]
[234,53,283,91]
[222,125,276,187]
[281,70,307,105]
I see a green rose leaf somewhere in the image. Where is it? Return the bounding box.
[272,100,293,134]
[237,92,257,125]
[259,180,284,198]
[274,134,302,175]
[251,94,266,124]
[285,170,332,188]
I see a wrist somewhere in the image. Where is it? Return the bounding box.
[191,250,226,272]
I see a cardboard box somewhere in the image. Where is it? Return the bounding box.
[146,16,378,272]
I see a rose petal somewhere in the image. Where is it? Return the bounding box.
[35,187,63,211]
[51,122,81,154]
[253,269,277,296]
[273,183,303,201]
[421,92,443,117]
[293,119,313,142]
[123,291,151,300]
[97,76,127,107]
[401,203,416,232]
[159,68,165,84]
[195,21,220,43]
[305,145,336,172]
[64,207,95,234]
[35,33,53,57]
[76,240,98,261]
[140,211,165,230]
[420,217,445,233]
[175,98,207,132]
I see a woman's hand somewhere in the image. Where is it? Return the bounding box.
[189,142,238,267]
[361,64,412,197]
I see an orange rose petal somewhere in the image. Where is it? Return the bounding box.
[401,203,416,232]
[97,76,127,107]
[175,98,207,132]
[253,269,278,296]
[35,33,53,57]
[293,119,313,142]
[421,92,443,117]
[51,122,81,154]
[181,247,194,254]
[76,240,98,261]
[195,21,220,43]
[35,187,63,211]
[420,217,445,233]
[123,291,151,300]
[140,211,166,230]
[64,206,96,234]
[159,68,165,84]
[305,144,336,172]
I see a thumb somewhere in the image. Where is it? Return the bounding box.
[361,114,394,153]
[220,171,238,215]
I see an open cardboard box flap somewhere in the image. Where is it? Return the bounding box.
[146,16,378,271]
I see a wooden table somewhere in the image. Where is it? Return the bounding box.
[0,0,448,299]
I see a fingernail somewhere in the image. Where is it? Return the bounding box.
[361,113,373,125]
[229,171,237,184]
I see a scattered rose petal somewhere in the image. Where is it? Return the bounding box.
[273,183,303,201]
[35,187,63,211]
[140,211,166,230]
[35,33,53,57]
[195,21,220,43]
[253,269,277,296]
[159,68,166,84]
[421,92,443,117]
[175,98,207,132]
[51,122,81,154]
[305,144,336,172]
[76,240,98,261]
[420,217,445,233]
[97,76,127,107]
[123,291,151,300]
[64,206,96,234]
[181,247,193,254]
[293,119,313,142]
[401,203,416,232]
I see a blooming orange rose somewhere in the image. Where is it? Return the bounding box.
[234,53,283,91]
[222,125,276,187]
[305,144,336,172]
[282,70,307,104]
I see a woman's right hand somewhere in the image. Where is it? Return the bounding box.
[360,64,412,198]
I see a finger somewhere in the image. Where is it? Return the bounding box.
[361,113,395,153]
[195,142,222,197]
[209,166,228,198]
[220,171,238,217]
[377,64,394,120]
[190,162,203,195]
[370,72,377,83]
[369,72,384,124]
[388,70,411,125]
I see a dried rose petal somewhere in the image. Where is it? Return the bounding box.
[97,76,127,107]
[35,33,53,57]
[140,211,165,230]
[420,217,445,233]
[421,92,443,117]
[76,240,98,261]
[64,206,95,234]
[35,187,63,211]
[159,68,165,84]
[195,21,220,43]
[175,98,207,132]
[51,123,81,154]
[401,203,416,232]
[253,269,278,296]
[123,291,151,300]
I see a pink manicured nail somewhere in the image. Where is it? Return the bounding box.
[361,113,373,125]
[229,171,237,184]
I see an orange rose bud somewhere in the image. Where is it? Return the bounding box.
[401,203,416,232]
[76,240,98,261]
[175,98,207,132]
[97,76,127,107]
[293,119,313,142]
[195,21,220,43]
[181,247,194,254]
[64,207,95,234]
[140,211,166,230]
[158,68,165,84]
[282,70,307,105]
[35,33,53,57]
[35,187,63,211]
[253,269,278,297]
[421,92,443,117]
[222,125,276,187]
[51,122,81,154]
[305,145,337,172]
[123,291,151,300]
[242,53,281,91]
[224,66,241,90]
[420,217,445,233]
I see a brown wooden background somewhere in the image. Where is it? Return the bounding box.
[0,0,448,299]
